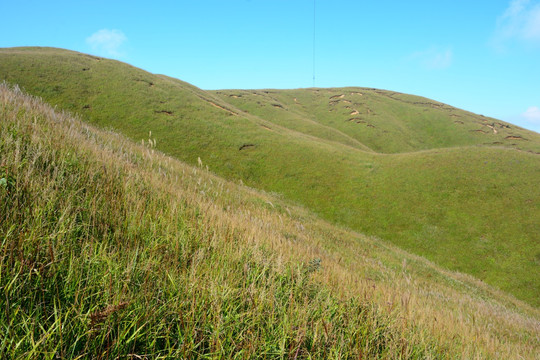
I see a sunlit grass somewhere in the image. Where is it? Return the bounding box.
[0,46,539,306]
[1,83,539,358]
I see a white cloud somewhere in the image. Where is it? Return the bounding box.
[523,106,540,123]
[409,47,453,70]
[524,6,540,39]
[492,0,540,48]
[86,29,127,58]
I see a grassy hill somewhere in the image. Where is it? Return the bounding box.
[2,81,540,359]
[1,47,539,307]
[213,88,540,154]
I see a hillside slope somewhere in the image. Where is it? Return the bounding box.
[2,82,540,359]
[1,47,539,306]
[212,88,540,154]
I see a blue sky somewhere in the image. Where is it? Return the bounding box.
[1,0,539,132]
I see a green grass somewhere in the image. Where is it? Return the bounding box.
[0,46,539,307]
[1,78,540,358]
[0,83,451,359]
[213,88,540,154]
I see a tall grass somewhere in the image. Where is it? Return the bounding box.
[1,83,539,359]
[0,83,437,358]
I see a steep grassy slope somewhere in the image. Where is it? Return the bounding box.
[2,83,540,359]
[1,47,539,307]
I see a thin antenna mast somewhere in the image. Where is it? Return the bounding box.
[312,0,316,87]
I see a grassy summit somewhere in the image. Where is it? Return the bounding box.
[213,87,540,154]
[1,47,539,307]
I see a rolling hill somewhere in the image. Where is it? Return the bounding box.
[212,87,540,154]
[2,79,539,359]
[1,46,539,307]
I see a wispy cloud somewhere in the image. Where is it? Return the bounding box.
[510,106,540,133]
[492,0,540,49]
[523,106,540,123]
[86,29,127,58]
[409,47,453,70]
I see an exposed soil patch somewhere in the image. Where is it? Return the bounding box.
[155,110,174,116]
[350,92,363,96]
[367,124,376,128]
[454,120,464,124]
[135,79,154,87]
[261,124,272,131]
[329,94,345,100]
[207,101,238,116]
[485,124,498,134]
[350,110,359,115]
[239,144,256,150]
[272,103,284,109]
[471,129,488,133]
[229,95,242,98]
[505,135,527,140]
